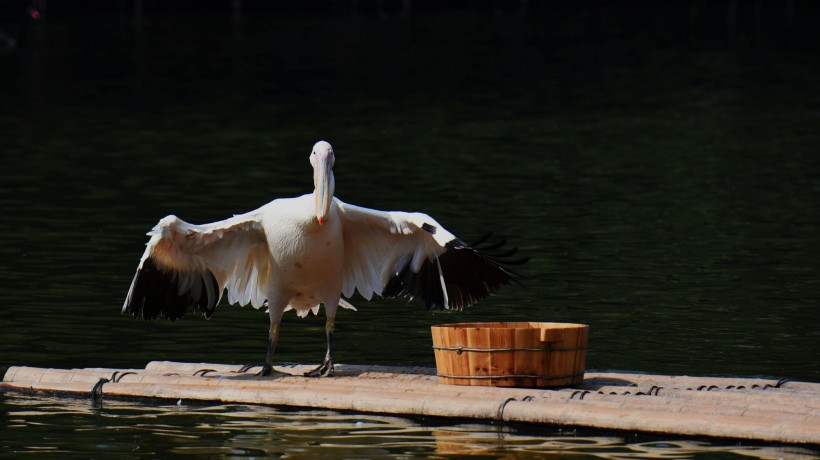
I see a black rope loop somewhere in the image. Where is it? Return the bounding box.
[496,397,517,421]
[91,378,109,400]
[111,371,136,383]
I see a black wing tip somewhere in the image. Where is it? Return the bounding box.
[383,232,527,312]
[445,238,467,250]
[122,257,219,321]
[421,223,437,234]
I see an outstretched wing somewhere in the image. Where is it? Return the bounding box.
[122,211,271,320]
[336,199,526,310]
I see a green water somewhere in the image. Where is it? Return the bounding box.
[1,2,819,457]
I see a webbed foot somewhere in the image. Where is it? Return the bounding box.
[304,358,334,377]
[235,364,291,377]
[235,364,258,374]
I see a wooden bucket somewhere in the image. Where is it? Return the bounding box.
[431,322,589,387]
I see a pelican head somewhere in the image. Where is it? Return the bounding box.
[310,140,335,225]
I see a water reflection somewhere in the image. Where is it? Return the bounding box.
[4,393,818,459]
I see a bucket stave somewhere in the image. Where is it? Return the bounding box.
[431,322,588,387]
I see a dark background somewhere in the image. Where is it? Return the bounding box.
[1,0,819,456]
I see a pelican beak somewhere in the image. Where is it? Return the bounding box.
[313,149,335,225]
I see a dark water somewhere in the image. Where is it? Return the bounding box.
[1,1,819,457]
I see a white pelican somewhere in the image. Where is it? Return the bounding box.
[122,141,525,377]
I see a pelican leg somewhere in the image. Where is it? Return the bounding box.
[258,321,279,376]
[237,304,289,377]
[305,316,335,377]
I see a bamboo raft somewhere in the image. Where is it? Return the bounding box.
[2,361,819,445]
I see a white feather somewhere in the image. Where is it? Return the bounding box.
[336,200,449,301]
